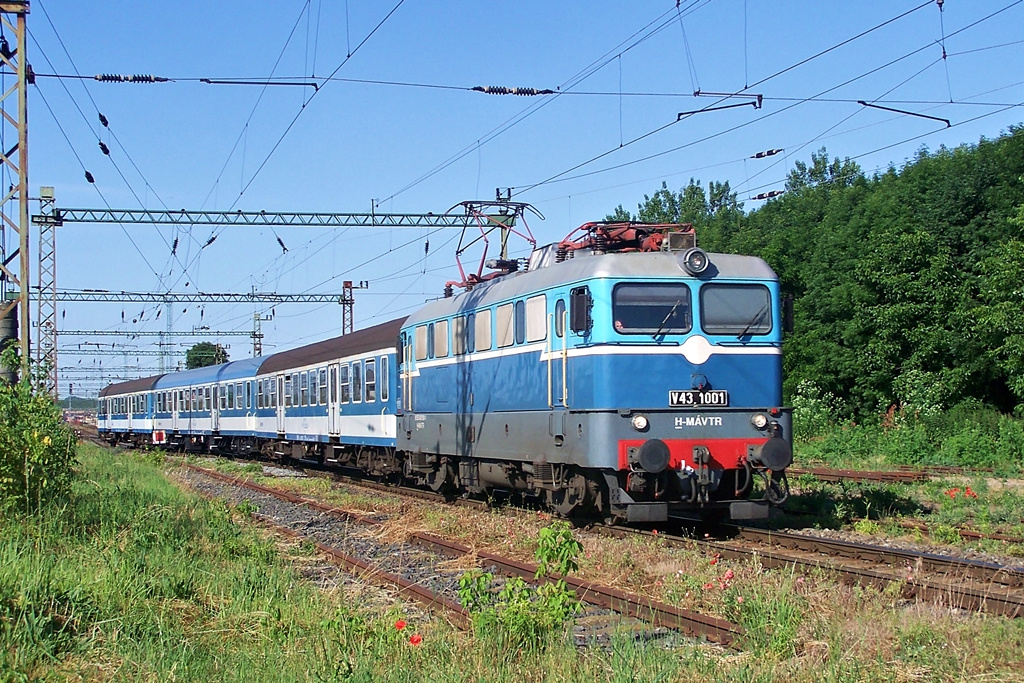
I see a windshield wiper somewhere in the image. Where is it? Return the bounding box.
[653,300,682,339]
[736,302,769,339]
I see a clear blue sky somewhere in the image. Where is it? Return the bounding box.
[19,0,1024,396]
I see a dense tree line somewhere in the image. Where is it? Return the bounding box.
[609,126,1024,418]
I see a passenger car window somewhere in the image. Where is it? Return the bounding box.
[352,361,363,402]
[380,356,389,401]
[340,364,351,403]
[365,358,377,402]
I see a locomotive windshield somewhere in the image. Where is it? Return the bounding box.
[612,283,692,335]
[699,284,772,336]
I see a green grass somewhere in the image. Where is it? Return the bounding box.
[5,443,1024,681]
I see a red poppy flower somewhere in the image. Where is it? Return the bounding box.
[394,620,406,631]
[709,557,718,565]
[409,633,423,646]
[945,488,960,499]
[964,487,978,498]
[723,569,735,581]
[703,582,714,589]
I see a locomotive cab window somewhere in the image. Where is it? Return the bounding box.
[700,284,772,336]
[612,283,692,335]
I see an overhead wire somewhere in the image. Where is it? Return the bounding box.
[377,1,706,205]
[512,0,1023,194]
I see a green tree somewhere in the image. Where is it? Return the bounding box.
[186,342,229,369]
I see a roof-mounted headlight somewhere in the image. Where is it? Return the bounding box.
[682,247,709,275]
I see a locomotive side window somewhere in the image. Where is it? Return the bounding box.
[496,303,515,348]
[526,295,547,342]
[555,299,566,337]
[340,364,351,403]
[269,378,277,407]
[246,382,252,409]
[700,284,772,336]
[612,283,691,335]
[319,368,328,405]
[206,387,212,410]
[257,380,264,408]
[300,372,309,406]
[219,387,227,410]
[282,376,290,406]
[380,356,389,401]
[414,325,429,361]
[466,313,475,353]
[452,316,465,355]
[514,300,526,345]
[435,319,449,358]
[365,358,377,402]
[475,309,491,351]
[310,370,318,406]
[352,361,363,403]
[236,382,244,409]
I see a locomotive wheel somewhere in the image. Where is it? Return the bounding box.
[426,457,456,494]
[547,469,590,517]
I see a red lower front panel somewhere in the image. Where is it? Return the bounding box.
[618,437,769,471]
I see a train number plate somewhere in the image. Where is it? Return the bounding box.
[669,390,729,407]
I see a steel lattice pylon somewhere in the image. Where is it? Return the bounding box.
[37,187,57,395]
[0,2,31,380]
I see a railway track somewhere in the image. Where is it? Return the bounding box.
[92,440,1024,621]
[788,463,1019,484]
[181,463,743,648]
[612,523,1024,619]
[201,455,1024,619]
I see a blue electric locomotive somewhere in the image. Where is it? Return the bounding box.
[397,221,792,522]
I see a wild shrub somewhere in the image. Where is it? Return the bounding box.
[0,349,77,514]
[457,520,582,649]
